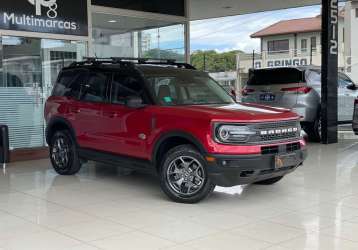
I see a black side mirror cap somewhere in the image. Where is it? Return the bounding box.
[125,96,146,108]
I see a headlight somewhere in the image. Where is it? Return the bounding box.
[215,125,256,143]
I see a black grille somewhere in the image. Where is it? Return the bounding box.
[259,132,298,142]
[261,142,301,155]
[287,142,300,152]
[261,145,279,155]
[249,120,301,143]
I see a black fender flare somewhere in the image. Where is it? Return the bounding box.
[46,116,77,145]
[151,130,207,166]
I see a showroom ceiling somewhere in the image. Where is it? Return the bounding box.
[189,0,323,20]
[92,13,179,34]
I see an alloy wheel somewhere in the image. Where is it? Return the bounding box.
[166,156,206,196]
[51,136,70,169]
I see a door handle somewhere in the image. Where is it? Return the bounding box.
[70,107,81,113]
[104,112,118,118]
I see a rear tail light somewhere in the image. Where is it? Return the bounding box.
[281,86,312,94]
[242,88,255,96]
[355,98,358,105]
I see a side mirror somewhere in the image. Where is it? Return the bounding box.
[125,96,146,109]
[347,84,357,91]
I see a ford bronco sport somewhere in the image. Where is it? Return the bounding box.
[45,58,307,203]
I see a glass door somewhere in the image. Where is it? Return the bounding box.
[0,36,44,149]
[0,36,87,150]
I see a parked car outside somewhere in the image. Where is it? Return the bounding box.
[45,58,307,203]
[353,98,358,135]
[241,66,358,141]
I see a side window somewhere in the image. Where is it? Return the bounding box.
[81,72,107,102]
[147,77,178,105]
[52,70,86,98]
[111,74,143,105]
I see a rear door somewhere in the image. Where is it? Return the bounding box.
[74,70,111,150]
[242,68,306,109]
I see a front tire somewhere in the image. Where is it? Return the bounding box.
[159,145,215,203]
[49,130,82,175]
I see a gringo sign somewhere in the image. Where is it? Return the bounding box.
[0,0,88,36]
[254,58,309,69]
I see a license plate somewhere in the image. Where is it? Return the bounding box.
[275,153,297,169]
[260,93,275,101]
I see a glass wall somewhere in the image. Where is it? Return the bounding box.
[92,13,185,61]
[0,36,86,149]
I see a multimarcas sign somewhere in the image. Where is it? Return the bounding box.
[0,0,88,36]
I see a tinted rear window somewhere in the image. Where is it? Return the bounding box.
[52,70,87,98]
[247,68,305,85]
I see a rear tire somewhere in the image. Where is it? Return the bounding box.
[254,176,283,185]
[49,130,82,175]
[159,145,215,203]
[304,116,321,142]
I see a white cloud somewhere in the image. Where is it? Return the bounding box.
[190,5,321,53]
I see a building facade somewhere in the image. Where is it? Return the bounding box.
[0,0,188,150]
[237,6,357,83]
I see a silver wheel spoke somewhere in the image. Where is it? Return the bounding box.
[175,177,185,187]
[166,156,206,196]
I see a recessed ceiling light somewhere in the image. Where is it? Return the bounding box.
[108,20,117,23]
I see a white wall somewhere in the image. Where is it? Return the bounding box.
[345,1,358,82]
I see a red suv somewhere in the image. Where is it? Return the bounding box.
[45,58,307,203]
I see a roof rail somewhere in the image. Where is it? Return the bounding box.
[69,57,196,70]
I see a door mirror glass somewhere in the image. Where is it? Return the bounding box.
[125,96,146,108]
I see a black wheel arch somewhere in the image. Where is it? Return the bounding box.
[151,131,207,171]
[46,117,77,145]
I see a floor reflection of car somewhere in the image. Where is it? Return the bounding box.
[241,66,358,141]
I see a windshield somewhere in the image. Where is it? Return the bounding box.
[146,74,234,106]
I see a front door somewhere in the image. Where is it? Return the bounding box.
[101,73,152,159]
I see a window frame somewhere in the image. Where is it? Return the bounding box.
[267,39,290,54]
[301,39,307,52]
[310,36,317,51]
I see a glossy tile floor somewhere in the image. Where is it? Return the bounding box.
[1,140,358,250]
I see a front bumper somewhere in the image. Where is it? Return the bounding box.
[206,148,307,187]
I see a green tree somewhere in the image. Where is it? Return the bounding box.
[190,50,243,72]
[143,49,185,62]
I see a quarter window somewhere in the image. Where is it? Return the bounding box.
[52,70,86,98]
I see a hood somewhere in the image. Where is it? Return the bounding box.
[166,103,300,123]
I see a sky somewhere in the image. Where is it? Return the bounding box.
[190,5,322,53]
